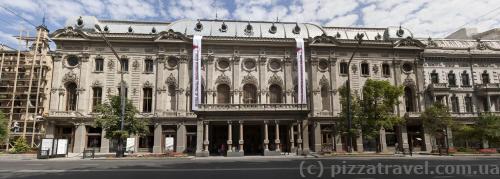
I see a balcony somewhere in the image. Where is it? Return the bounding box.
[428,83,450,95]
[475,83,500,95]
[196,103,309,115]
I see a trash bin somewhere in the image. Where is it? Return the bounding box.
[37,149,50,159]
[83,149,95,159]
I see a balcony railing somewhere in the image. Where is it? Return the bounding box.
[197,103,308,112]
[428,83,449,90]
[475,83,500,90]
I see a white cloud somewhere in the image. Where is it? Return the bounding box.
[166,0,229,20]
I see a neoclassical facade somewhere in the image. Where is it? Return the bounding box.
[44,16,500,156]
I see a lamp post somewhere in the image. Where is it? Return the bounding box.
[95,24,126,157]
[346,33,364,153]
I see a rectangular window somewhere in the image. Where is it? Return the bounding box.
[451,96,459,113]
[431,73,439,84]
[361,63,369,76]
[461,73,470,87]
[448,74,456,87]
[465,96,473,113]
[382,64,390,76]
[339,62,348,75]
[118,87,128,98]
[144,59,154,73]
[95,58,104,72]
[143,88,153,113]
[92,87,102,112]
[120,59,129,72]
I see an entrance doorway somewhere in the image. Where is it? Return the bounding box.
[244,125,263,155]
[209,125,228,156]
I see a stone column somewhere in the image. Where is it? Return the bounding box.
[45,122,55,138]
[284,58,293,103]
[206,56,214,104]
[379,128,388,153]
[356,129,364,153]
[446,126,454,148]
[227,121,233,152]
[264,121,269,151]
[302,119,310,154]
[313,122,321,152]
[176,123,186,153]
[297,121,303,152]
[232,57,240,104]
[335,133,343,153]
[204,122,209,151]
[134,135,140,153]
[423,127,433,152]
[153,124,163,153]
[73,124,86,153]
[239,121,244,153]
[177,56,188,112]
[195,119,207,157]
[311,57,321,113]
[100,130,110,153]
[289,124,295,152]
[275,121,280,152]
[487,95,492,112]
[400,125,410,153]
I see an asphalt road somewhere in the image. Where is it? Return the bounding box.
[0,156,499,179]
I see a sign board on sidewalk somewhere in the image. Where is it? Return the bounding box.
[55,139,68,155]
[165,137,174,152]
[126,137,135,153]
[40,138,53,154]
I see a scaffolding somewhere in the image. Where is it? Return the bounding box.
[0,26,51,150]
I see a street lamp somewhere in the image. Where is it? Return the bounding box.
[95,24,126,157]
[346,33,364,153]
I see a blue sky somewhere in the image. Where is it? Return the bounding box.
[1,0,500,49]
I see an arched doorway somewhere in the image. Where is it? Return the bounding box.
[217,84,230,104]
[269,84,282,103]
[404,86,415,112]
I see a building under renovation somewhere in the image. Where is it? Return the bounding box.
[0,26,52,149]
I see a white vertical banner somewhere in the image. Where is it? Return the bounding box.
[295,38,307,104]
[192,35,203,110]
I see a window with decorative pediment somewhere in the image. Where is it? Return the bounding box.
[482,71,490,84]
[448,72,456,87]
[404,86,414,112]
[321,85,330,111]
[361,63,369,76]
[144,59,154,73]
[95,58,104,72]
[430,71,439,84]
[451,95,459,113]
[66,82,78,111]
[92,87,102,112]
[217,84,230,104]
[461,71,470,87]
[143,88,153,113]
[339,62,348,75]
[243,84,257,104]
[382,63,390,76]
[168,85,176,111]
[465,96,473,113]
[269,84,282,103]
[120,58,129,72]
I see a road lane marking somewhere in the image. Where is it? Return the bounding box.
[24,164,43,166]
[81,164,99,166]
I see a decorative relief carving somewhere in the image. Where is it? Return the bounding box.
[372,64,379,74]
[268,74,283,87]
[242,74,258,85]
[216,73,231,85]
[157,86,166,94]
[477,39,487,50]
[319,75,329,87]
[132,60,139,70]
[62,71,78,84]
[144,81,153,88]
[91,80,103,87]
[107,59,114,70]
[166,74,177,87]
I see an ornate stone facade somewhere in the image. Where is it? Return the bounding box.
[44,16,499,155]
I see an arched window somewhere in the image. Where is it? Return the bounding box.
[361,63,369,75]
[92,87,102,112]
[168,85,176,111]
[143,88,153,113]
[461,71,470,87]
[482,71,490,84]
[217,84,230,104]
[243,84,257,104]
[448,72,456,87]
[404,86,414,112]
[66,82,78,111]
[321,85,330,111]
[269,84,282,103]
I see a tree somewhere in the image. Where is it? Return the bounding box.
[94,96,148,155]
[474,113,500,148]
[358,79,404,152]
[0,111,7,143]
[337,79,404,152]
[421,102,454,150]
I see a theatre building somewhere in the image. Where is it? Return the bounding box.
[45,15,464,156]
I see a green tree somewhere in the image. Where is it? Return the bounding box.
[452,124,477,149]
[0,111,7,142]
[337,79,404,152]
[421,102,454,149]
[94,96,148,154]
[474,113,500,148]
[358,79,404,152]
